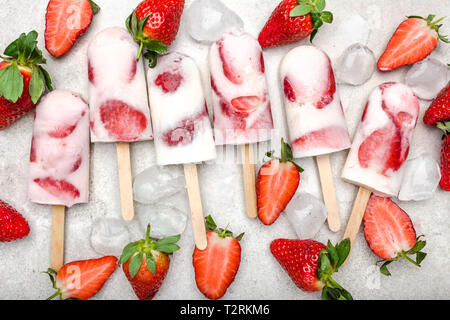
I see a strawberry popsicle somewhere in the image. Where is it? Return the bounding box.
[209,31,273,145]
[342,82,419,253]
[29,90,90,208]
[147,52,216,165]
[280,46,351,158]
[88,27,153,142]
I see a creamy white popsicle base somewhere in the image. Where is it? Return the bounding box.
[88,27,153,143]
[342,82,420,196]
[29,90,90,208]
[147,52,216,165]
[280,45,351,158]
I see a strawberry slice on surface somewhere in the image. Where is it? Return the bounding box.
[45,0,100,58]
[45,256,118,300]
[256,139,303,225]
[34,177,80,201]
[193,216,243,300]
[378,15,449,71]
[363,195,427,276]
[0,200,30,242]
[99,100,148,142]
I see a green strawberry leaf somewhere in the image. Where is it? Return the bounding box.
[0,62,24,103]
[319,250,332,274]
[125,13,134,34]
[335,238,351,269]
[129,252,143,278]
[290,4,312,17]
[143,40,167,54]
[326,241,339,268]
[143,51,158,68]
[235,232,245,241]
[416,251,427,265]
[88,0,100,14]
[154,243,180,253]
[39,66,53,91]
[321,11,333,24]
[131,11,138,36]
[29,66,45,104]
[379,260,393,276]
[23,31,38,60]
[316,0,326,11]
[119,241,139,264]
[146,252,156,275]
[205,215,217,231]
[155,235,181,246]
[4,38,19,57]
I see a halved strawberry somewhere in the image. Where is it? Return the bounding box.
[256,139,303,225]
[423,84,450,126]
[363,195,426,276]
[45,256,118,300]
[34,177,80,201]
[45,0,100,58]
[192,216,243,300]
[293,126,350,152]
[99,100,148,142]
[378,15,449,71]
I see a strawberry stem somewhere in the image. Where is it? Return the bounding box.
[398,252,421,267]
[137,42,144,61]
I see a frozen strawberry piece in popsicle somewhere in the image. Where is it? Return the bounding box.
[342,82,420,197]
[209,31,273,145]
[280,45,351,158]
[147,52,216,165]
[88,27,153,143]
[29,90,90,208]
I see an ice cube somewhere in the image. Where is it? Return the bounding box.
[185,0,244,43]
[336,43,376,85]
[90,218,130,257]
[398,154,441,201]
[133,165,185,204]
[405,58,449,100]
[136,202,188,238]
[284,193,327,239]
[331,14,370,57]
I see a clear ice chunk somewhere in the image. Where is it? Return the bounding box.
[90,218,130,257]
[284,193,327,239]
[133,165,185,204]
[398,154,441,201]
[185,0,244,43]
[405,58,449,100]
[332,14,370,56]
[336,43,376,85]
[136,202,188,238]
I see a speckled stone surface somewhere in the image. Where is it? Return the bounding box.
[0,0,449,300]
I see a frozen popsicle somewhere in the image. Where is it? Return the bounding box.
[88,27,153,221]
[280,45,351,231]
[147,52,217,249]
[342,82,419,250]
[209,31,273,218]
[28,89,90,270]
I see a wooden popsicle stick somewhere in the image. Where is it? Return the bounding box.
[240,144,258,219]
[184,164,208,250]
[50,205,65,271]
[342,187,372,265]
[315,154,341,232]
[116,142,134,221]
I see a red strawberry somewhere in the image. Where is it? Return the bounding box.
[423,84,450,126]
[378,15,449,71]
[34,177,80,201]
[155,71,183,93]
[45,0,100,58]
[258,0,333,48]
[271,238,352,299]
[99,100,148,142]
[363,195,427,276]
[120,225,180,300]
[256,139,303,225]
[126,0,185,66]
[48,124,77,139]
[0,200,30,242]
[192,216,243,300]
[437,124,450,191]
[230,96,262,116]
[0,31,52,130]
[293,126,350,152]
[45,256,117,300]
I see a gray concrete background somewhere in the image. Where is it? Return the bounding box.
[0,0,449,299]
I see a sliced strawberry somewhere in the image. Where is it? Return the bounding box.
[48,124,77,139]
[363,195,426,275]
[29,137,36,162]
[378,15,449,71]
[45,0,99,58]
[193,216,243,300]
[155,71,183,93]
[293,126,349,152]
[283,77,296,102]
[256,139,302,225]
[423,84,450,126]
[46,256,118,300]
[99,100,148,142]
[230,96,262,116]
[218,40,243,85]
[34,177,80,201]
[70,155,83,173]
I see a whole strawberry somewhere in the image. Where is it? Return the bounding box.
[119,225,180,300]
[126,0,185,66]
[423,84,450,126]
[271,238,352,300]
[0,31,52,130]
[437,123,450,191]
[258,0,333,48]
[0,200,30,242]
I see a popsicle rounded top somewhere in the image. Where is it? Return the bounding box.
[28,90,90,208]
[147,52,216,166]
[88,27,153,143]
[342,82,420,197]
[209,30,274,145]
[280,45,351,159]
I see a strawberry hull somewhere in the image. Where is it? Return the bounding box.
[28,90,90,207]
[342,83,419,197]
[87,27,153,143]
